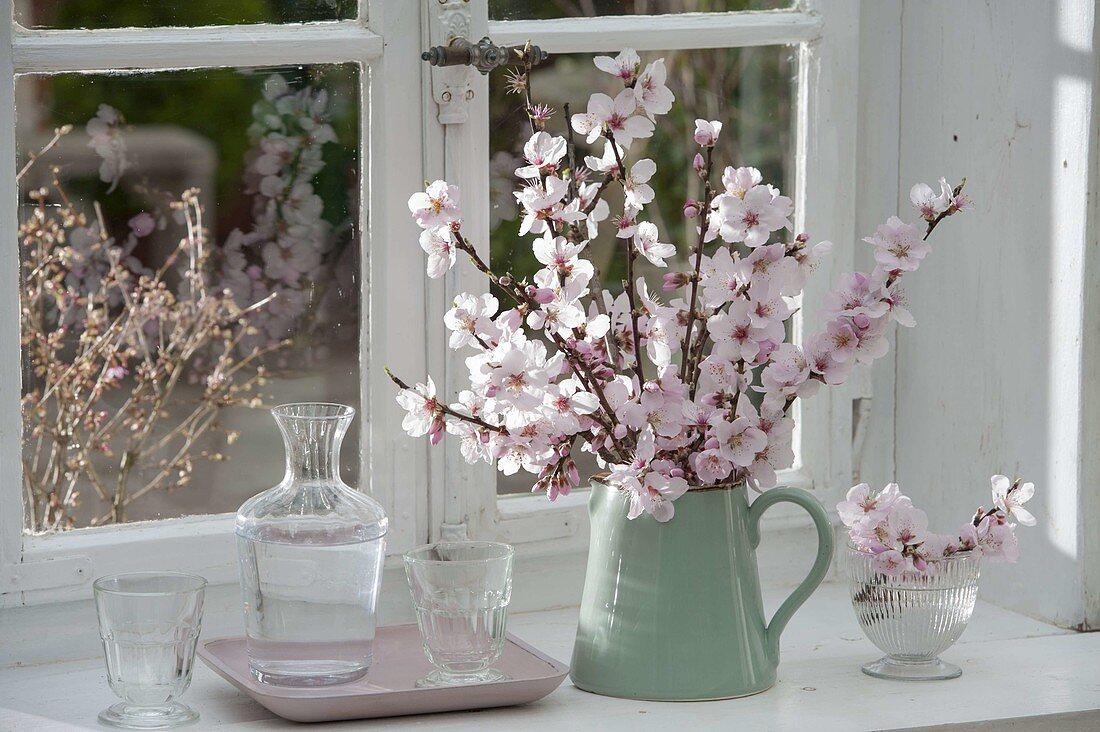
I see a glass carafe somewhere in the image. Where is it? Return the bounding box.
[235,403,387,687]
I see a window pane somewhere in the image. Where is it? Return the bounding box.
[490,0,791,21]
[17,64,361,532]
[16,0,355,30]
[488,46,796,494]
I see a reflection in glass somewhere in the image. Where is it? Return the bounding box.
[488,47,796,493]
[16,0,356,30]
[489,0,791,21]
[17,65,361,531]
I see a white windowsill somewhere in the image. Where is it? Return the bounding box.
[2,582,1098,731]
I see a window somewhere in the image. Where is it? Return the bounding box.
[434,0,861,556]
[0,0,858,608]
[0,0,436,605]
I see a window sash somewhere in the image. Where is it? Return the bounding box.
[0,0,432,604]
[488,8,822,52]
[446,0,860,550]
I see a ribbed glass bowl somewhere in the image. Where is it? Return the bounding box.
[845,545,981,680]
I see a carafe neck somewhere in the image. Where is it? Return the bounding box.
[273,403,354,484]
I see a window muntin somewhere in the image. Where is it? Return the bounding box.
[487,45,797,495]
[16,64,362,531]
[16,0,356,30]
[489,0,792,21]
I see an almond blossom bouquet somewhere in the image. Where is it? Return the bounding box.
[839,475,1036,575]
[391,47,970,522]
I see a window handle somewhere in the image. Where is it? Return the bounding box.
[421,37,549,75]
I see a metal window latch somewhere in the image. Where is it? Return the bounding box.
[421,0,550,124]
[421,36,549,75]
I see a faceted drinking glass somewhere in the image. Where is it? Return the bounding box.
[846,545,981,680]
[93,572,206,729]
[404,542,514,687]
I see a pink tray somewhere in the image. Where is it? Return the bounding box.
[197,625,569,723]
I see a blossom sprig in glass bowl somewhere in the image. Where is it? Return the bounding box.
[839,475,1036,680]
[389,45,971,523]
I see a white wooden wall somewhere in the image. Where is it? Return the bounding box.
[858,0,1098,629]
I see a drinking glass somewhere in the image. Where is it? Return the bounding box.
[846,545,981,680]
[94,572,207,729]
[404,542,514,687]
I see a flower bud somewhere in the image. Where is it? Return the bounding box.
[662,272,690,291]
[682,199,700,218]
[852,313,871,329]
[693,153,706,177]
[428,416,445,445]
[526,285,556,304]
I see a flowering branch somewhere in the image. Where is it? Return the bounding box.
[839,475,1036,575]
[394,47,970,522]
[679,142,715,382]
[19,177,281,530]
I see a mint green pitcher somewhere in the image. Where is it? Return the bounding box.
[571,482,834,700]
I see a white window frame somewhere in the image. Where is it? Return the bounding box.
[0,0,440,606]
[427,1,862,555]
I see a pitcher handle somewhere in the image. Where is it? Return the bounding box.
[747,486,834,664]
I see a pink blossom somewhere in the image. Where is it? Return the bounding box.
[863,216,929,272]
[873,549,910,576]
[633,222,675,267]
[583,140,623,175]
[593,48,640,84]
[740,243,798,297]
[715,185,793,247]
[974,514,1019,563]
[991,474,1036,526]
[614,206,641,239]
[408,180,461,229]
[821,271,890,321]
[693,448,732,484]
[693,119,723,147]
[721,166,762,198]
[395,376,441,437]
[419,226,456,279]
[571,88,654,149]
[619,390,685,438]
[104,365,128,383]
[443,292,499,350]
[712,417,767,467]
[746,436,794,490]
[837,482,905,529]
[759,343,812,396]
[708,301,771,363]
[806,332,854,385]
[910,178,952,222]
[622,158,657,208]
[634,59,675,118]
[515,131,568,179]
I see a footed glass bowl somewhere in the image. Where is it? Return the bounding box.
[845,545,980,680]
